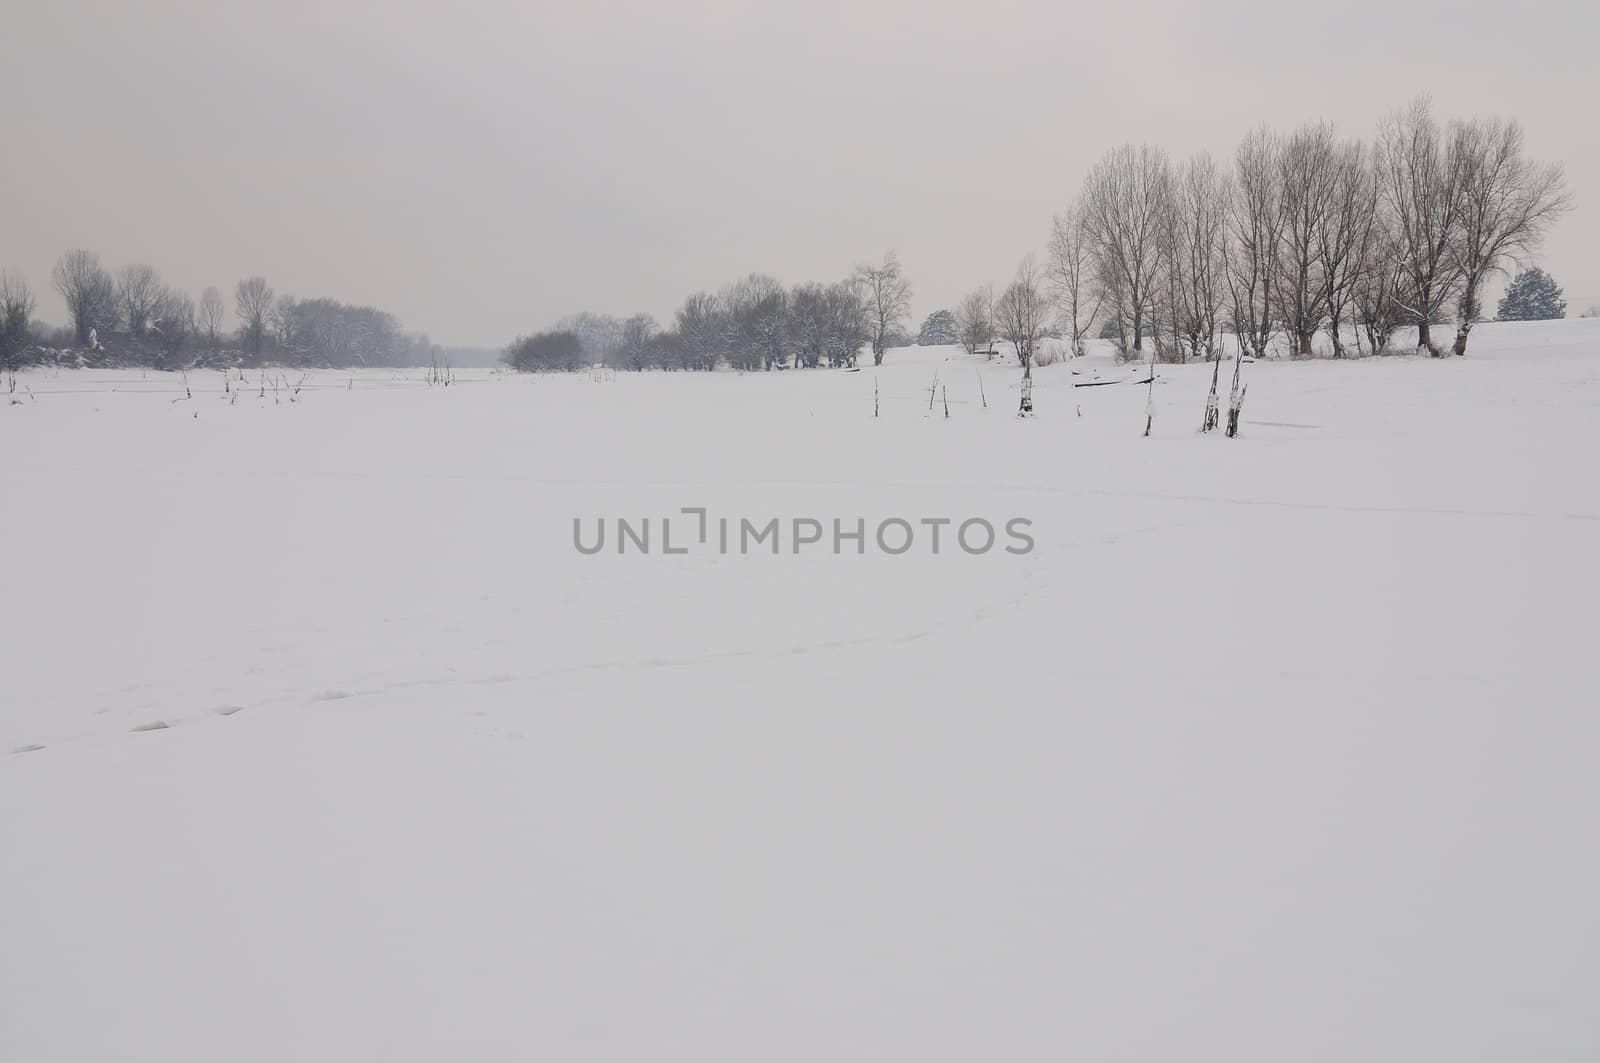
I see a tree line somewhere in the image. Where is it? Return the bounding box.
[505,254,913,373]
[0,249,439,371]
[961,94,1571,367]
[505,92,1571,376]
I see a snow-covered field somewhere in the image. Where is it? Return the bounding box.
[4,320,1599,1061]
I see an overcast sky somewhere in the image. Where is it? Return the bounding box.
[5,0,1594,347]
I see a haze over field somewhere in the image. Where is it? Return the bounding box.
[3,0,1595,346]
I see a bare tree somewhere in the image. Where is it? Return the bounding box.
[1,271,35,371]
[556,311,624,367]
[235,276,275,361]
[721,273,786,371]
[853,251,912,365]
[271,294,300,353]
[1170,154,1228,362]
[505,331,584,372]
[1379,96,1466,354]
[116,264,164,338]
[153,289,196,364]
[1315,138,1378,357]
[280,297,402,367]
[674,291,723,371]
[953,286,993,357]
[1224,128,1282,359]
[1081,144,1171,354]
[52,249,118,344]
[780,280,867,369]
[1353,221,1407,355]
[1047,205,1103,357]
[993,258,1048,370]
[618,313,657,371]
[825,281,870,368]
[994,259,1048,416]
[1447,117,1571,355]
[1276,123,1339,356]
[199,286,225,348]
[787,283,833,368]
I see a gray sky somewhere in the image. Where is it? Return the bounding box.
[5,0,1595,347]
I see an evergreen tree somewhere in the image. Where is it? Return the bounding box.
[1496,268,1566,321]
[917,309,957,346]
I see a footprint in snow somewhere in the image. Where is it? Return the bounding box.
[129,720,170,733]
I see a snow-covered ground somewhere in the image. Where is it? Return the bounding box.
[4,319,1599,1061]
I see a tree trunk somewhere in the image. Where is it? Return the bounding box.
[1454,275,1481,356]
[1418,318,1435,355]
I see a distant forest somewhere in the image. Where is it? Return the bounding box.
[0,253,441,371]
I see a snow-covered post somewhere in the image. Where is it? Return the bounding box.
[1142,340,1156,436]
[1226,353,1248,438]
[1201,351,1222,432]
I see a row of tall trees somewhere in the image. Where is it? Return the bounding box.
[46,249,205,360]
[1,250,438,368]
[506,253,912,373]
[960,95,1570,366]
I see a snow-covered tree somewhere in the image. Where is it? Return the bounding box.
[1496,268,1566,321]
